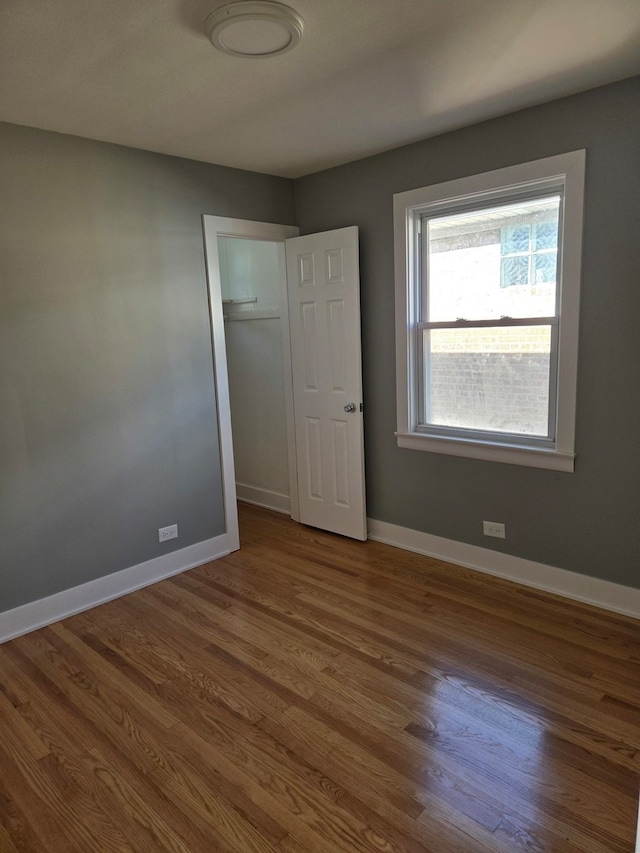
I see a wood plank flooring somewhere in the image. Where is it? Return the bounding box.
[1,502,639,851]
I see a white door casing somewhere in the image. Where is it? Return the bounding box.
[202,216,299,547]
[285,226,367,540]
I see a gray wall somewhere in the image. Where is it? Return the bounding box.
[295,76,640,589]
[2,75,638,613]
[0,122,295,612]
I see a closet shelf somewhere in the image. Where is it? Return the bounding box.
[222,297,258,305]
[223,309,281,322]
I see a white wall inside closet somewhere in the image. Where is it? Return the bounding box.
[218,236,291,513]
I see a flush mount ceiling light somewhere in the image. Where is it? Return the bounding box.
[205,1,304,58]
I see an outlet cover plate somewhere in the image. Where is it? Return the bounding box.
[483,520,505,539]
[159,524,178,543]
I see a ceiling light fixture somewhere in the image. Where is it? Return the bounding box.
[205,1,304,58]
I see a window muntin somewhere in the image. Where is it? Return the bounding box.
[394,151,585,471]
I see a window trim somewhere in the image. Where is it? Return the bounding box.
[394,151,586,472]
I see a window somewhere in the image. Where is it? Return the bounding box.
[500,214,558,288]
[394,151,585,471]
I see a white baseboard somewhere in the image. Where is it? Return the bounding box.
[367,519,640,620]
[236,483,290,515]
[0,533,233,644]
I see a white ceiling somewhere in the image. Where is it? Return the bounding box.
[1,0,639,178]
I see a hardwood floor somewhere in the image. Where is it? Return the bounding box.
[1,503,639,852]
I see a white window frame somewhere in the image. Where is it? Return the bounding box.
[394,151,586,472]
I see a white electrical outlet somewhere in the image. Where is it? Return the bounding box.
[158,524,178,543]
[483,520,505,539]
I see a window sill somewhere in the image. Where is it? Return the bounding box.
[395,431,575,472]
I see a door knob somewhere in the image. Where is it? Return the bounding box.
[344,402,357,413]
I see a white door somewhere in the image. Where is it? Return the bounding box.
[285,227,367,540]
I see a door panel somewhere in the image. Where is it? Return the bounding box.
[301,302,319,389]
[327,300,346,391]
[286,226,367,540]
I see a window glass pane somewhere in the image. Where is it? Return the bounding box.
[424,326,552,437]
[426,195,560,321]
[501,256,529,287]
[533,252,557,284]
[533,221,558,251]
[502,224,531,255]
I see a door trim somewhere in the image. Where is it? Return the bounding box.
[201,216,300,536]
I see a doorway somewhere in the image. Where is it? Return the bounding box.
[202,217,299,553]
[218,233,297,515]
[202,215,367,546]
